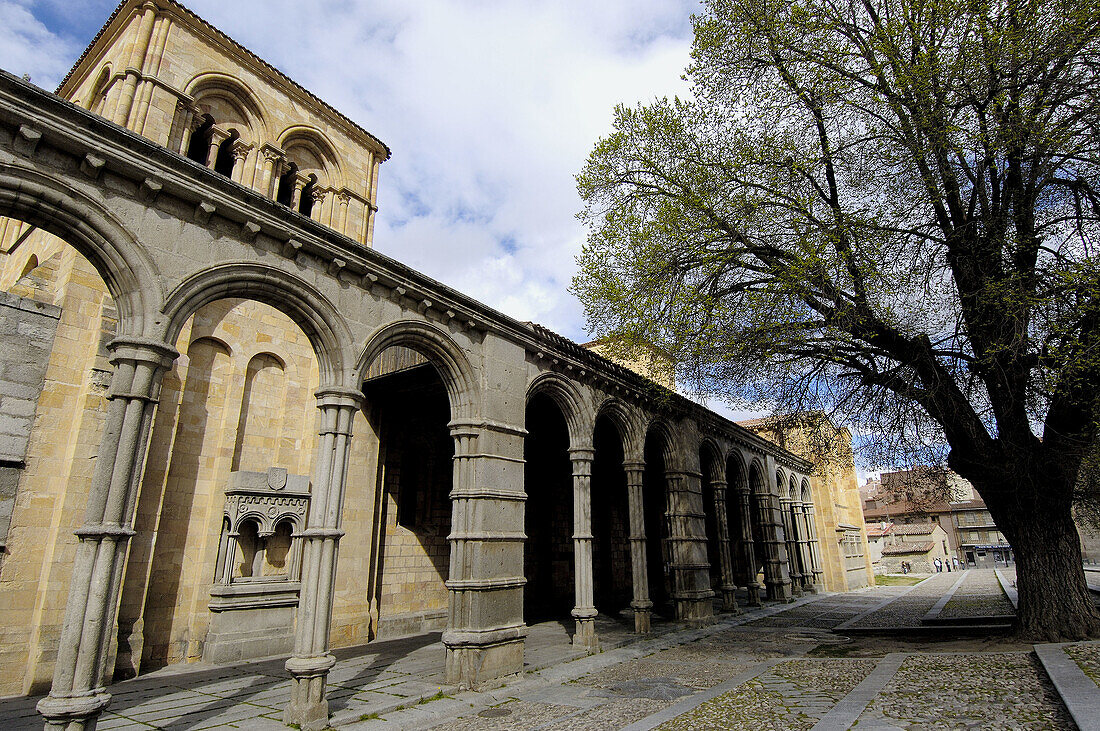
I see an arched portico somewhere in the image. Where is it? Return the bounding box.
[525,373,600,649]
[0,164,162,334]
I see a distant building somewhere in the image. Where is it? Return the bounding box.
[865,522,951,574]
[862,468,1014,568]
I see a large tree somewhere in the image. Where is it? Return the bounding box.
[575,0,1100,639]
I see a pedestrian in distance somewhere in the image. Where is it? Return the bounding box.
[934,557,943,573]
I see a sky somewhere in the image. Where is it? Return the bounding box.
[0,0,840,452]
[0,0,698,342]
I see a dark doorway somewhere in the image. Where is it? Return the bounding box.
[524,393,574,623]
[592,415,631,615]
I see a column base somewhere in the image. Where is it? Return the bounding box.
[765,579,794,603]
[633,609,651,633]
[443,626,526,689]
[746,583,763,606]
[573,618,598,652]
[284,653,336,731]
[38,690,112,731]
[720,587,740,613]
[674,596,714,624]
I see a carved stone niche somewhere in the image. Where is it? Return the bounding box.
[204,467,310,663]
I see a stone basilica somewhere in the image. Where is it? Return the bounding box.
[0,2,872,728]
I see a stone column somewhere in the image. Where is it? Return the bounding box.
[736,487,762,606]
[205,127,229,170]
[756,489,793,602]
[569,448,597,650]
[779,496,803,597]
[310,189,327,223]
[444,420,527,689]
[665,470,713,623]
[259,146,286,199]
[623,461,651,633]
[710,478,739,612]
[37,337,176,731]
[292,178,308,212]
[112,2,158,126]
[804,502,825,588]
[284,387,361,731]
[793,501,814,592]
[230,141,253,184]
[335,192,351,235]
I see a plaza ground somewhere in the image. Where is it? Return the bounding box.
[3,569,1100,730]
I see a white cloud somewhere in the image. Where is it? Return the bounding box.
[0,1,697,340]
[0,1,83,87]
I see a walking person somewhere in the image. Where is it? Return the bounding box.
[934,557,943,573]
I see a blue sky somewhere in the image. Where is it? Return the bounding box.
[0,0,698,342]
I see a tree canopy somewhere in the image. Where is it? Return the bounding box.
[575,0,1100,638]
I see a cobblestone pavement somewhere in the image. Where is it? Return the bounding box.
[4,574,1096,730]
[1065,642,1100,687]
[854,652,1073,729]
[845,571,960,628]
[938,569,1015,619]
[655,659,878,731]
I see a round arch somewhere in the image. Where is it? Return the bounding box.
[356,319,479,420]
[789,474,800,502]
[162,262,354,386]
[277,125,344,189]
[801,477,813,503]
[698,437,725,483]
[527,372,592,450]
[594,397,644,460]
[725,449,749,493]
[748,458,769,495]
[185,72,270,143]
[643,417,682,471]
[775,468,789,498]
[0,164,161,335]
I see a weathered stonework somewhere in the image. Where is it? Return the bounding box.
[0,3,836,731]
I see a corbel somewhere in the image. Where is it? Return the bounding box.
[240,220,261,243]
[14,125,42,156]
[194,201,215,225]
[139,178,162,203]
[80,153,105,180]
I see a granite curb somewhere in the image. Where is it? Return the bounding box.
[1034,642,1100,731]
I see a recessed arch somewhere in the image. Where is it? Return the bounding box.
[594,397,644,460]
[0,163,161,335]
[643,417,681,471]
[278,125,344,189]
[725,449,748,493]
[527,372,592,450]
[801,477,813,503]
[789,474,800,502]
[776,469,788,498]
[699,438,724,483]
[162,262,354,386]
[185,72,269,143]
[356,319,479,420]
[748,458,768,495]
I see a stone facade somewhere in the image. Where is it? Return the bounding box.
[0,3,834,730]
[739,414,875,591]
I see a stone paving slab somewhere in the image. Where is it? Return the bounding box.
[1038,643,1100,731]
[936,569,1015,620]
[853,651,1073,729]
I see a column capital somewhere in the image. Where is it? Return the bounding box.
[261,143,286,161]
[622,460,646,471]
[231,139,253,161]
[314,385,364,411]
[106,336,177,369]
[568,447,595,462]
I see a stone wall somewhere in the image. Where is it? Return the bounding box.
[0,290,61,557]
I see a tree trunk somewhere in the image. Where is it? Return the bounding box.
[995,491,1100,641]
